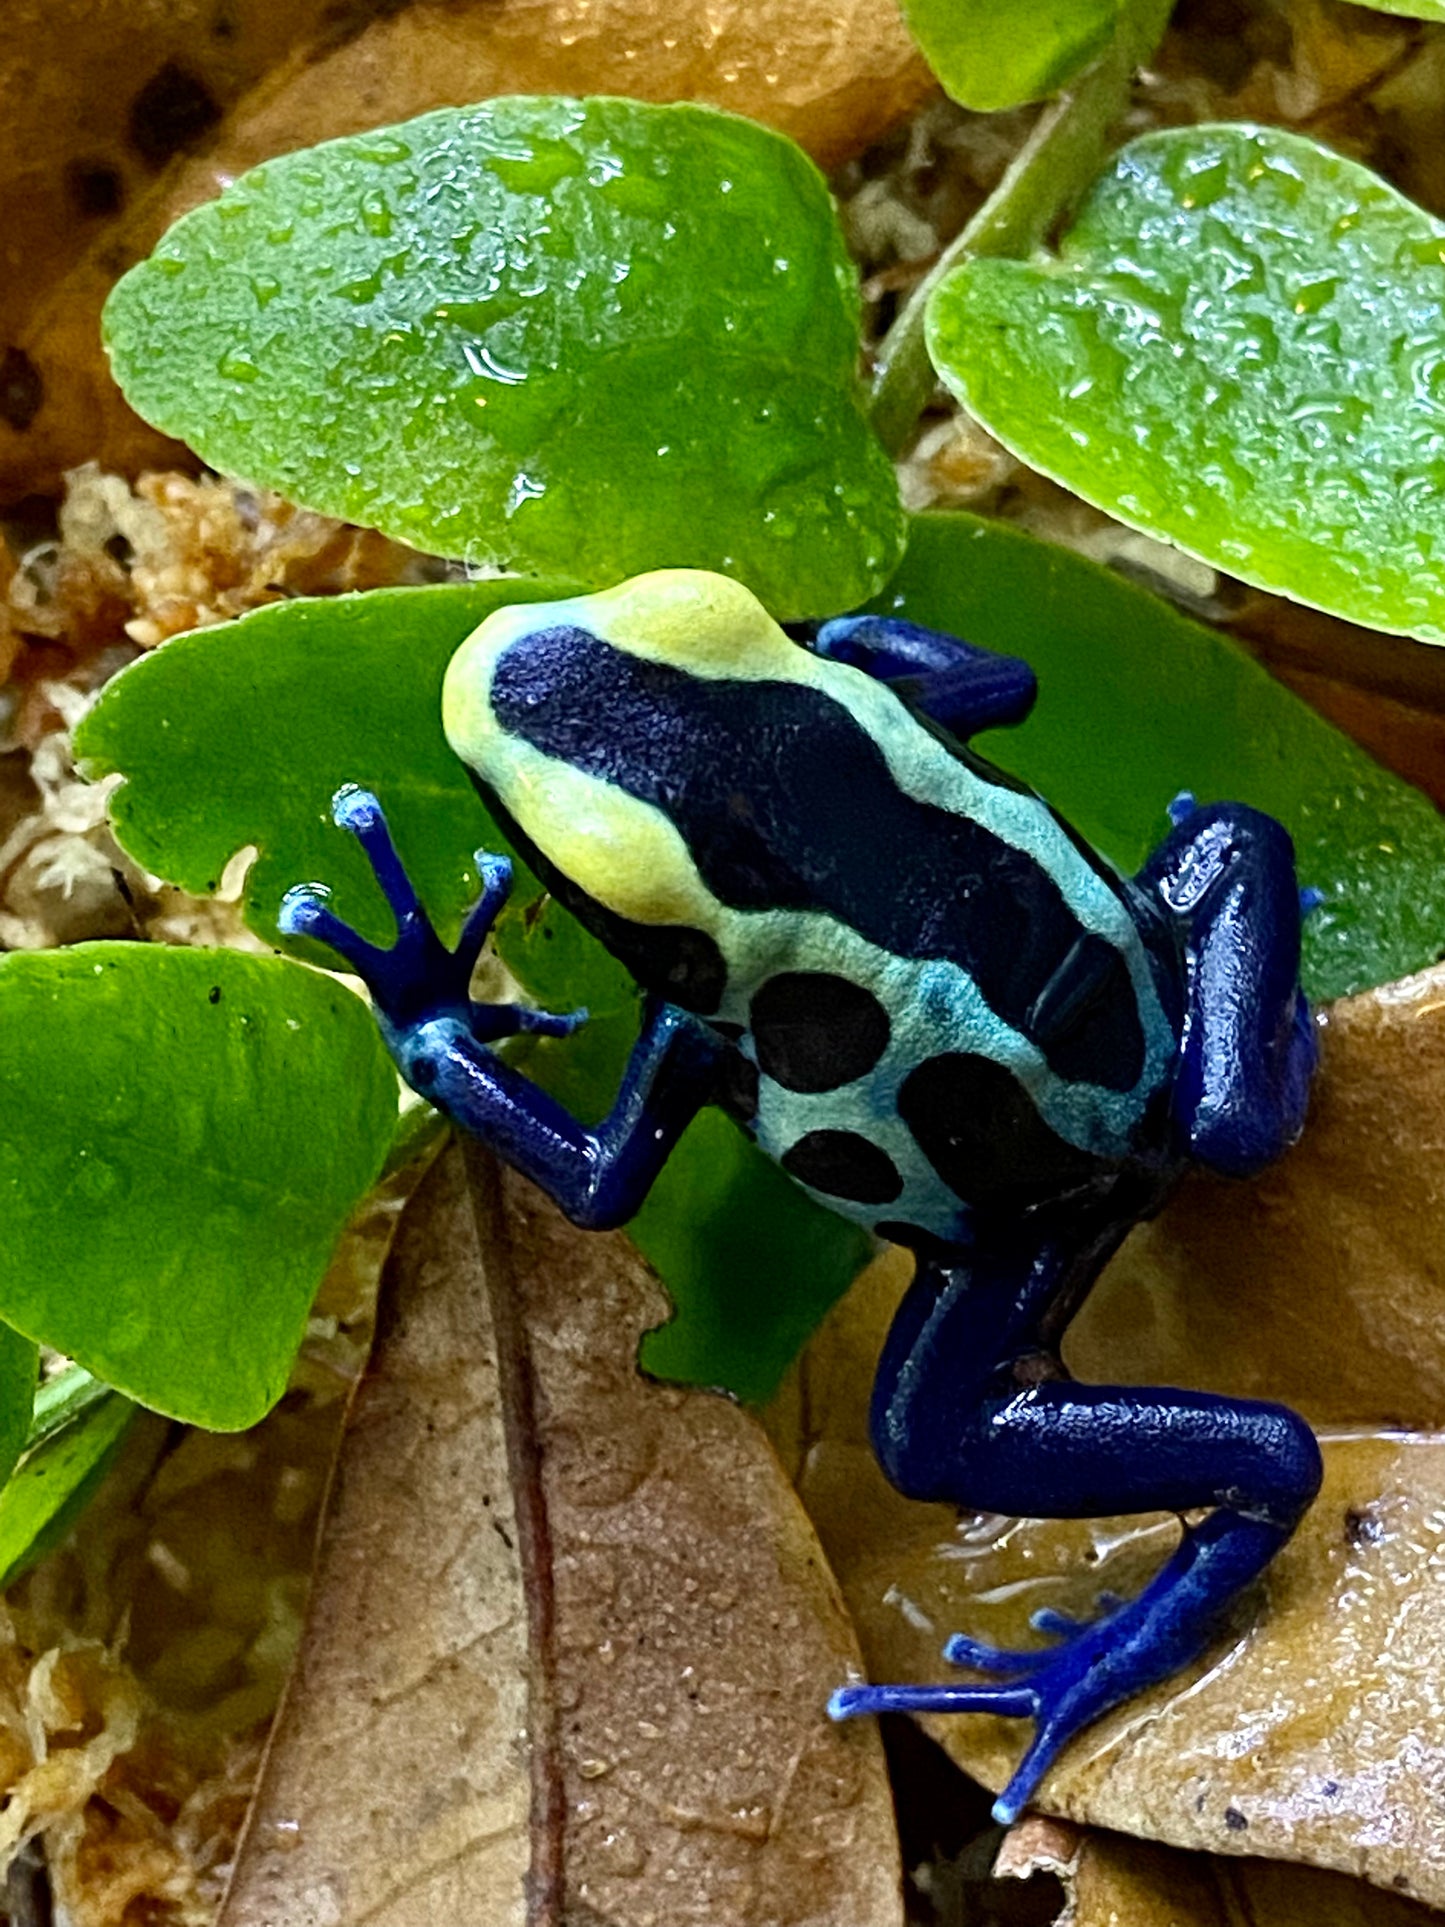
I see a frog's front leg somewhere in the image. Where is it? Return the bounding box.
[830,1211,1322,1825]
[281,788,719,1229]
[801,614,1038,736]
[1140,799,1317,1175]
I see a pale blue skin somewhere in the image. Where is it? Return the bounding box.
[282,603,1323,1825]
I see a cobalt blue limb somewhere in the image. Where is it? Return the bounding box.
[835,1223,1322,1824]
[394,995,718,1228]
[803,614,1038,736]
[1138,800,1317,1175]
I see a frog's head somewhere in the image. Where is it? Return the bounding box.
[442,569,804,1011]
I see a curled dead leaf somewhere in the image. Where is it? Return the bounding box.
[221,1140,901,1927]
[770,966,1445,1910]
[998,1818,1442,1927]
[0,0,932,498]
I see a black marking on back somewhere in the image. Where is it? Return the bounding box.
[491,627,1145,1091]
[714,1049,760,1125]
[751,971,890,1093]
[782,1130,903,1205]
[898,1052,1105,1211]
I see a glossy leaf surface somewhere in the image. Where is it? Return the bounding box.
[869,514,1445,1000]
[0,1392,135,1593]
[927,123,1445,641]
[903,0,1118,110]
[76,583,575,955]
[81,590,866,1400]
[0,946,397,1428]
[102,98,904,619]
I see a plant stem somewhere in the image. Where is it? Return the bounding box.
[868,0,1176,458]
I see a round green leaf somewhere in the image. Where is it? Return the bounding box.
[904,0,1119,111]
[927,123,1445,642]
[76,582,576,954]
[102,98,903,621]
[0,1391,135,1594]
[869,513,1445,1001]
[0,946,397,1429]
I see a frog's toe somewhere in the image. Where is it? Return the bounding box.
[1029,1591,1125,1640]
[279,885,386,979]
[939,1630,1047,1676]
[828,1679,1036,1723]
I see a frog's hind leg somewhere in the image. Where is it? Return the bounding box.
[1138,799,1317,1176]
[830,1226,1321,1824]
[801,614,1038,736]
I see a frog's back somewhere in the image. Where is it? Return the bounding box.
[445,572,1178,1244]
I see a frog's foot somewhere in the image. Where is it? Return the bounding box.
[280,786,584,1041]
[829,1606,1155,1823]
[830,1509,1300,1825]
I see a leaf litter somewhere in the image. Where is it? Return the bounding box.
[221,1141,901,1926]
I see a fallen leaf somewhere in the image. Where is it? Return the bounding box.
[0,0,932,498]
[1072,959,1445,1430]
[221,1139,901,1926]
[996,1817,1443,1927]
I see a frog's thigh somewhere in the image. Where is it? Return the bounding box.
[1137,801,1315,1177]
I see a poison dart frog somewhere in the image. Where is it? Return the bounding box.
[281,568,1323,1824]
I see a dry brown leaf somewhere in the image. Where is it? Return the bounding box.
[0,0,932,498]
[769,966,1445,1909]
[997,1818,1442,1927]
[1072,959,1445,1430]
[221,1140,901,1927]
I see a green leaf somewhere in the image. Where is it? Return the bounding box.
[102,97,904,621]
[869,513,1445,1001]
[927,123,1445,642]
[0,1391,135,1594]
[0,1324,38,1499]
[76,582,576,955]
[1341,0,1445,15]
[903,0,1119,111]
[634,1112,869,1403]
[0,945,397,1429]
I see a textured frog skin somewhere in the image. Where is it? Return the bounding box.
[282,568,1323,1825]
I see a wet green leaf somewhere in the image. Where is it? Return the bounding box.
[76,583,575,956]
[903,0,1119,110]
[927,123,1445,641]
[0,1391,135,1594]
[102,98,903,620]
[869,513,1445,1001]
[0,946,397,1428]
[634,1112,869,1402]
